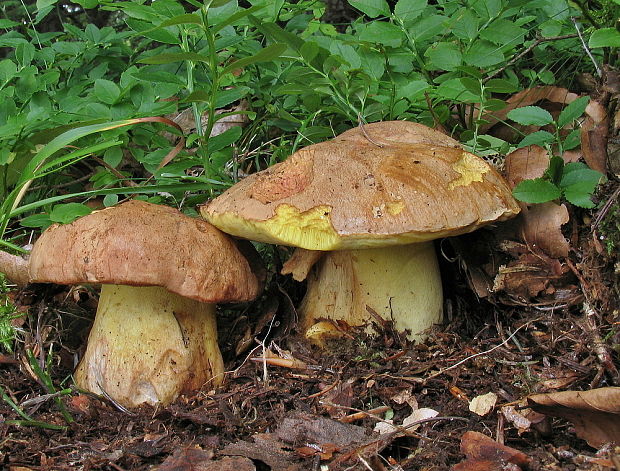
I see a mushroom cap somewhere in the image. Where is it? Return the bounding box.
[201,121,520,251]
[29,200,262,303]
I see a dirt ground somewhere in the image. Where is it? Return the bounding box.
[1,216,619,471]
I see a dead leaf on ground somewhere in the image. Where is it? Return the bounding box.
[276,412,368,447]
[581,100,608,174]
[505,145,550,188]
[153,447,217,471]
[493,253,565,300]
[527,387,620,448]
[222,433,302,471]
[469,392,498,416]
[452,431,531,471]
[520,202,570,258]
[374,407,439,435]
[501,405,532,435]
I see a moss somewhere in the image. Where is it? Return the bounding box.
[599,203,620,257]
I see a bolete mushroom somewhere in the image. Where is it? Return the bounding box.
[25,200,262,407]
[201,121,520,342]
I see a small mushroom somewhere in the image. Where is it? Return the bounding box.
[201,121,520,342]
[23,200,262,407]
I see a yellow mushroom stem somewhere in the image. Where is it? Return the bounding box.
[74,284,224,408]
[296,242,443,342]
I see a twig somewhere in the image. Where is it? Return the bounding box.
[358,115,384,148]
[592,183,620,229]
[582,302,620,386]
[424,322,531,380]
[486,34,579,81]
[572,18,602,77]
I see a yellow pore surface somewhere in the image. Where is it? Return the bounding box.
[206,202,465,251]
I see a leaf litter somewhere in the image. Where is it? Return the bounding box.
[1,87,620,469]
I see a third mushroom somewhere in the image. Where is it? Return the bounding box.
[201,121,520,342]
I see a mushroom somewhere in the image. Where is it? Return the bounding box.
[200,121,520,342]
[24,200,262,407]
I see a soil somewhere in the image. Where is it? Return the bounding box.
[1,216,619,471]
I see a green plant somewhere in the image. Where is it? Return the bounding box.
[0,273,21,352]
[0,349,73,430]
[508,97,605,208]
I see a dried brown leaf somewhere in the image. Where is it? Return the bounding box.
[504,145,549,188]
[581,103,609,174]
[452,431,531,471]
[519,202,570,258]
[222,433,302,471]
[527,387,620,448]
[153,447,215,471]
[469,392,498,416]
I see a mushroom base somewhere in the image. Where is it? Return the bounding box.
[299,243,443,342]
[74,284,224,408]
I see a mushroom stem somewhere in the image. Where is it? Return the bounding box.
[299,242,443,341]
[74,284,224,408]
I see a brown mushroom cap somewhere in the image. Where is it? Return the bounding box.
[29,200,261,302]
[201,121,520,250]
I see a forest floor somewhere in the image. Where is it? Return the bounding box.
[1,210,619,471]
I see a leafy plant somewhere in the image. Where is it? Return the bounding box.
[0,273,21,352]
[508,97,605,208]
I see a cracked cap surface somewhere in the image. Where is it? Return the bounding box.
[29,200,262,303]
[202,121,520,250]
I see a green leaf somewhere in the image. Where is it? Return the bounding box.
[49,203,92,224]
[480,20,525,45]
[36,0,57,9]
[485,79,519,93]
[507,106,553,126]
[159,13,203,27]
[74,0,98,8]
[359,21,403,47]
[517,130,554,148]
[557,96,589,129]
[347,0,390,18]
[463,40,504,68]
[450,8,478,41]
[545,155,564,185]
[435,78,480,103]
[563,128,581,150]
[0,19,20,29]
[207,126,242,153]
[94,79,121,105]
[589,28,620,48]
[138,52,211,65]
[221,43,286,75]
[560,162,604,188]
[394,0,427,23]
[424,42,462,71]
[563,182,597,208]
[513,178,561,203]
[20,213,52,229]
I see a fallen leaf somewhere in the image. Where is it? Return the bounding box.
[222,433,302,471]
[527,387,620,448]
[581,98,609,174]
[501,405,532,434]
[153,447,215,471]
[453,431,531,471]
[469,392,498,416]
[276,412,367,447]
[374,407,439,435]
[505,145,550,188]
[519,202,570,258]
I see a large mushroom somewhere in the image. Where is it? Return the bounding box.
[201,121,520,341]
[10,200,262,407]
